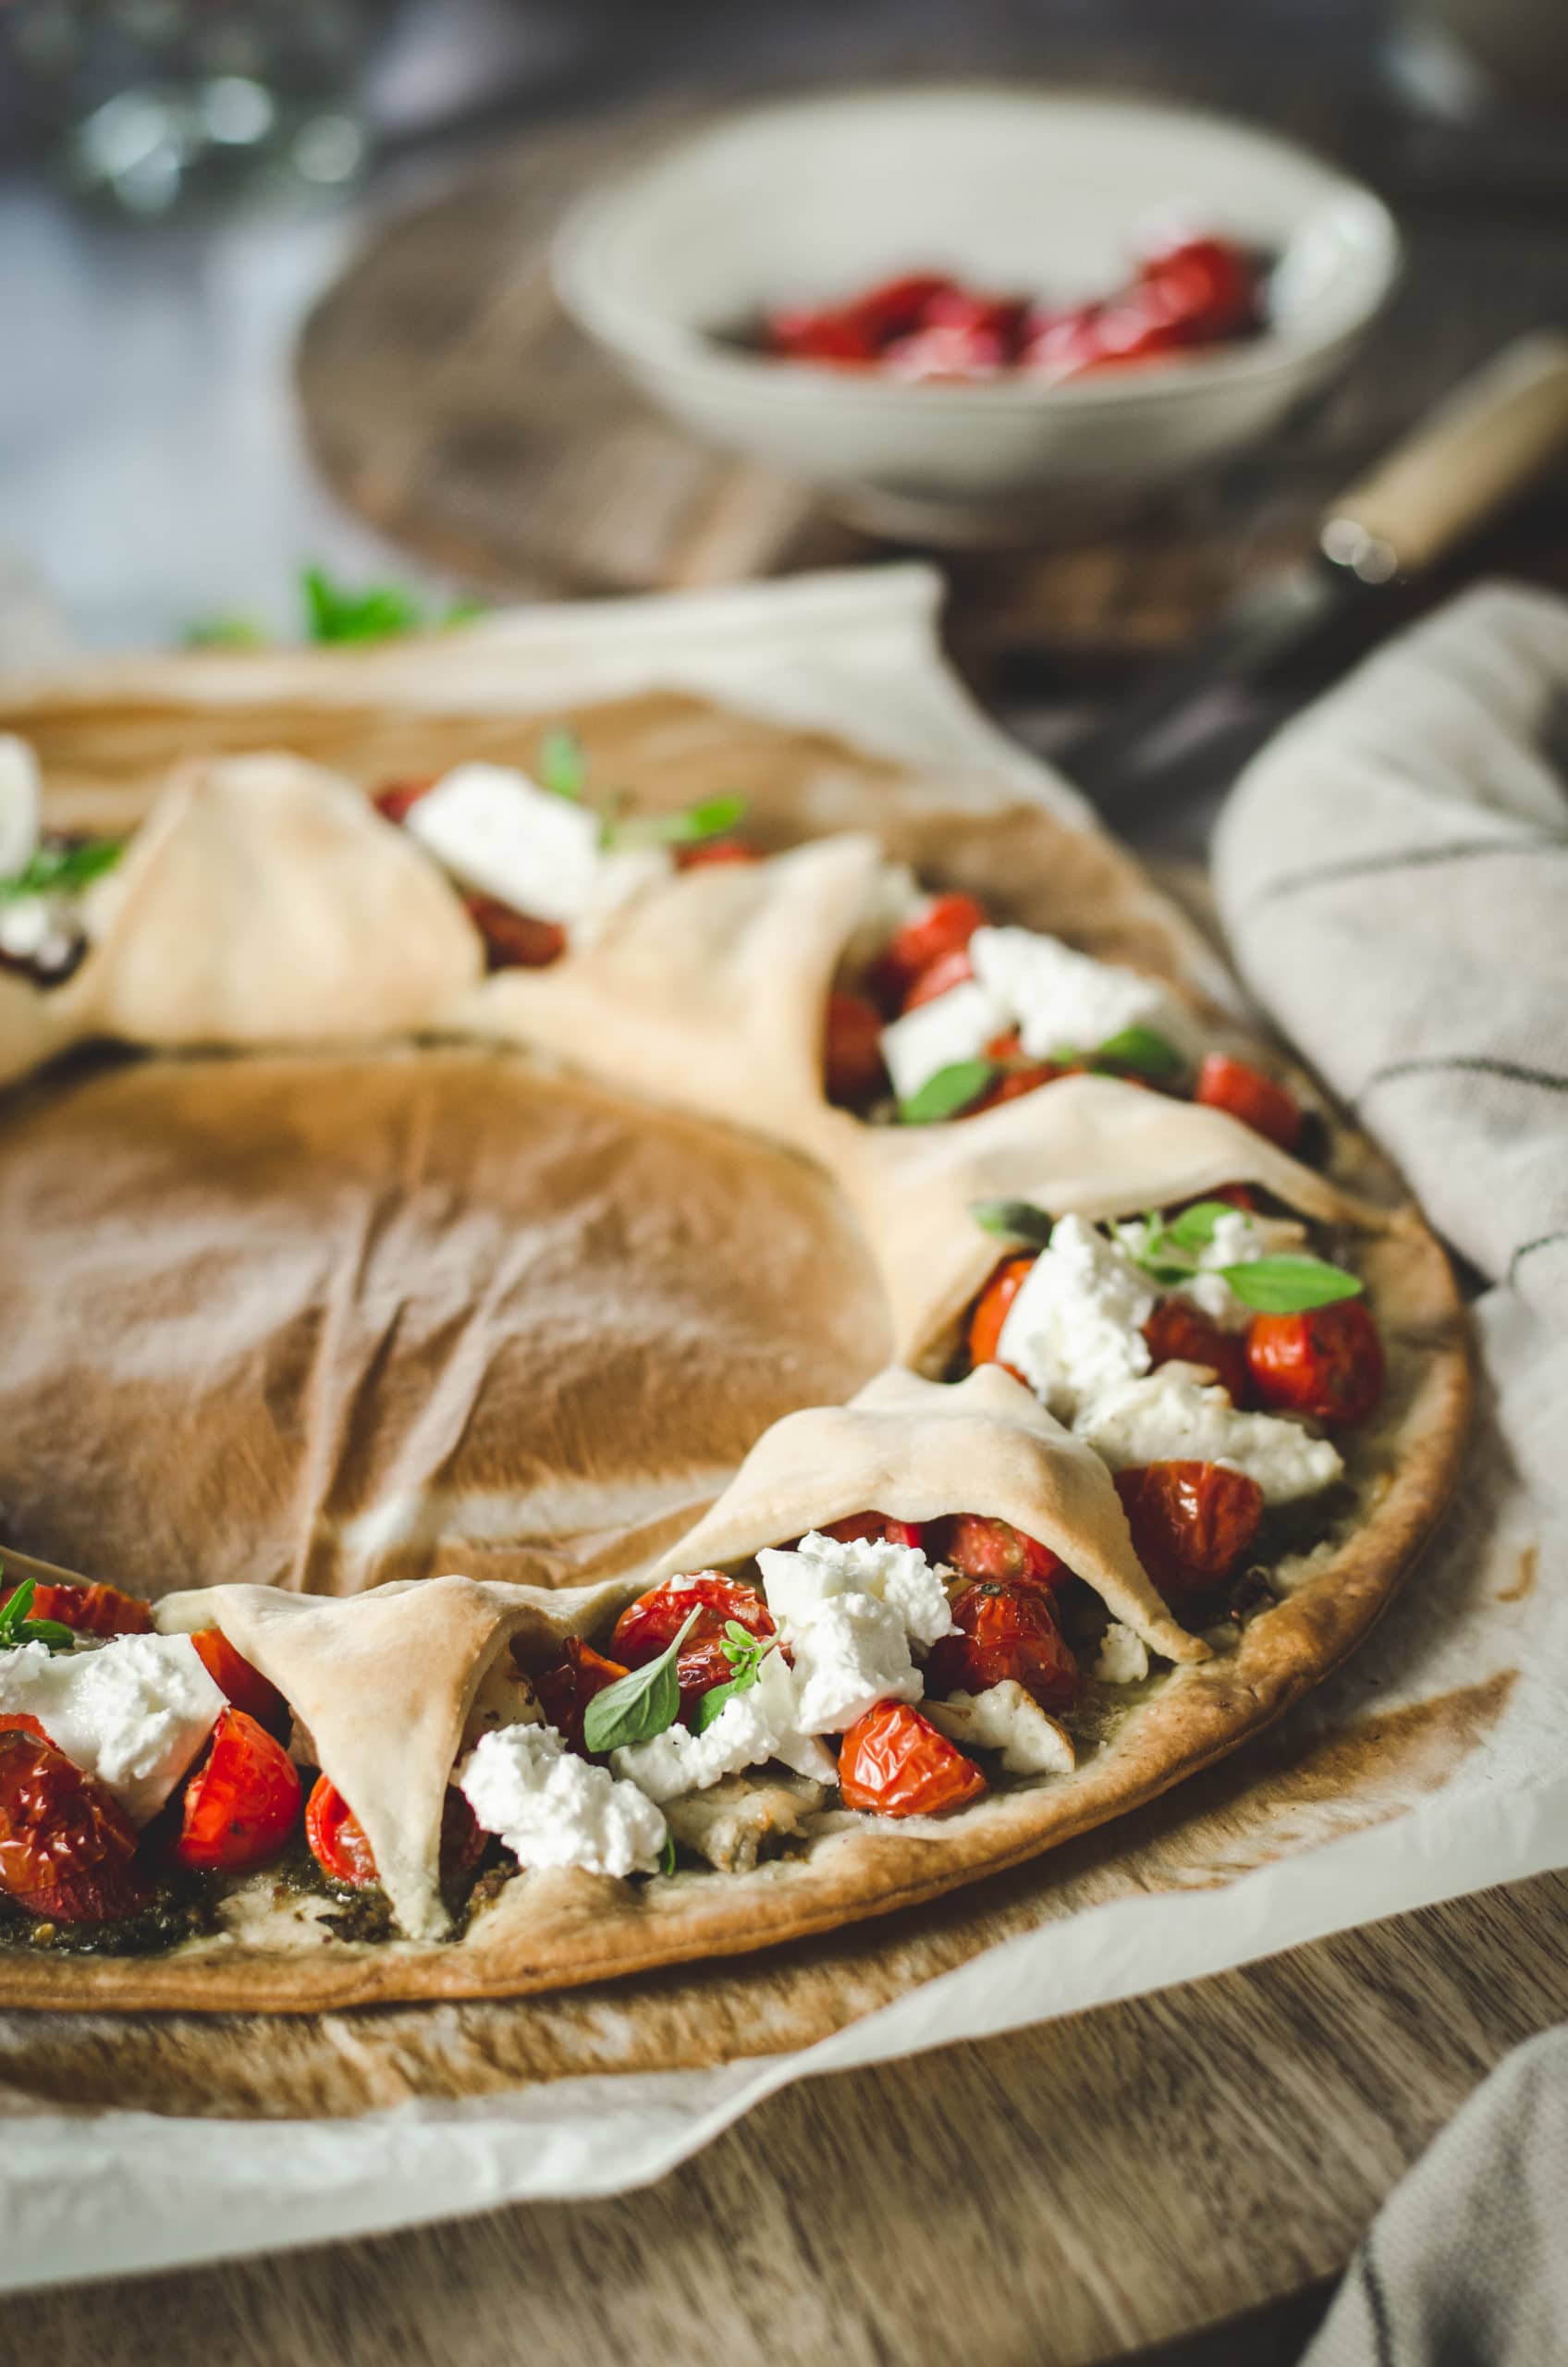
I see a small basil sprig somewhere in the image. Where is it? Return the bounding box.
[187,568,482,652]
[0,839,124,904]
[537,727,587,802]
[657,1833,678,1876]
[971,1197,1054,1250]
[0,1572,76,1655]
[1123,1206,1364,1313]
[582,1606,703,1752]
[607,792,748,852]
[899,1058,998,1125]
[1090,1024,1185,1081]
[692,1625,777,1733]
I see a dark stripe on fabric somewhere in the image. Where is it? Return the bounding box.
[1360,1056,1568,1101]
[1251,835,1568,908]
[1360,2240,1397,2367]
[1511,1227,1568,1280]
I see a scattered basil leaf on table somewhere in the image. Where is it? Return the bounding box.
[0,1572,77,1655]
[1219,1257,1364,1313]
[0,839,124,902]
[606,792,748,851]
[970,1197,1055,1249]
[899,1059,998,1126]
[582,1606,703,1752]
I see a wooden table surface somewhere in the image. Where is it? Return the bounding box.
[15,6,1568,2361]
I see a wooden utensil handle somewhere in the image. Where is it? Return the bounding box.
[1320,333,1568,580]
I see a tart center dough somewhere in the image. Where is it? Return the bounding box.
[0,1042,889,1600]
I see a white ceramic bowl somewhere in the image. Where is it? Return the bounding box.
[553,86,1402,543]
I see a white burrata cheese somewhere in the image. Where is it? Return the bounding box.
[611,1647,833,1802]
[0,734,41,879]
[877,977,1004,1103]
[970,926,1196,1065]
[789,1592,922,1735]
[758,1531,957,1651]
[1092,1623,1151,1685]
[459,1722,667,1877]
[0,1634,226,1824]
[1118,1208,1309,1331]
[924,1681,1075,1775]
[404,761,670,932]
[997,1213,1157,1419]
[1073,1366,1343,1505]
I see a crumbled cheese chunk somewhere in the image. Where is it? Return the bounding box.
[997,1213,1157,1419]
[924,1681,1075,1775]
[0,735,40,879]
[459,1722,667,1877]
[877,977,1004,1103]
[1074,1366,1343,1504]
[404,761,670,932]
[789,1592,922,1734]
[970,926,1196,1065]
[1092,1624,1151,1685]
[611,1647,833,1801]
[0,1634,226,1824]
[758,1531,957,1650]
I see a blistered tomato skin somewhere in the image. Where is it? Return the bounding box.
[824,989,888,1107]
[190,1629,289,1736]
[935,1514,1064,1592]
[172,1709,302,1875]
[304,1776,484,1889]
[967,1255,1038,1372]
[0,1728,152,1923]
[818,1513,925,1552]
[875,892,987,1010]
[463,894,568,973]
[1247,1300,1385,1427]
[1114,1464,1265,1598]
[901,945,976,1012]
[1194,1053,1303,1152]
[925,1583,1079,1711]
[0,1579,153,1638]
[611,1576,776,1722]
[1142,1298,1253,1407]
[533,1637,631,1755]
[838,1701,987,1817]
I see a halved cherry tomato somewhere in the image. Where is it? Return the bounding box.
[931,1515,1064,1592]
[901,945,975,1012]
[190,1629,288,1737]
[1246,1299,1384,1427]
[1137,236,1260,343]
[925,1582,1079,1711]
[766,307,880,366]
[882,322,1008,380]
[611,1575,776,1723]
[847,273,962,345]
[874,892,987,1009]
[172,1709,302,1874]
[838,1700,986,1817]
[373,779,435,826]
[0,1578,152,1637]
[967,1254,1037,1371]
[971,1061,1064,1115]
[1114,1463,1265,1599]
[676,839,760,871]
[824,989,887,1107]
[462,893,568,973]
[1194,1053,1302,1152]
[304,1775,484,1890]
[533,1637,631,1755]
[0,1727,151,1923]
[1142,1298,1252,1407]
[818,1513,925,1551]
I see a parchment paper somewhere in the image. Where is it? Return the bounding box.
[0,567,1562,2291]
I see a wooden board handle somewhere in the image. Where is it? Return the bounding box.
[1320,334,1568,581]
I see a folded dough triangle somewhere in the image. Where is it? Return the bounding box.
[840,1073,1384,1364]
[651,1361,1205,1665]
[157,1573,619,1940]
[59,753,482,1049]
[456,832,884,1150]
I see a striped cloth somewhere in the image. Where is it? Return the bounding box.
[1215,582,1568,1505]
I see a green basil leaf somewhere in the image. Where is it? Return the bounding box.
[184,614,269,649]
[970,1197,1054,1249]
[1165,1199,1239,1252]
[607,792,748,850]
[693,1638,774,1732]
[1219,1257,1364,1313]
[0,1573,32,1641]
[1093,1024,1185,1081]
[582,1606,703,1752]
[300,565,425,645]
[0,1573,75,1655]
[899,1059,998,1126]
[657,1833,677,1876]
[0,838,125,903]
[21,1620,76,1653]
[537,728,587,802]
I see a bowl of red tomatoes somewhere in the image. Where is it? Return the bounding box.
[554,86,1400,542]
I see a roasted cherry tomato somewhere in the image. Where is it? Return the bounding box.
[190,1629,288,1737]
[1246,1298,1384,1427]
[837,1700,987,1818]
[462,893,568,973]
[818,1513,925,1551]
[967,1254,1037,1372]
[373,779,435,827]
[611,1574,776,1722]
[1141,1298,1252,1407]
[0,1727,151,1923]
[1194,1053,1302,1152]
[931,1514,1064,1592]
[305,1775,484,1890]
[971,1061,1064,1115]
[172,1708,302,1875]
[533,1637,631,1755]
[925,1581,1079,1711]
[874,891,987,1009]
[824,988,888,1107]
[1113,1463,1265,1599]
[0,1578,152,1637]
[675,838,760,870]
[901,945,976,1012]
